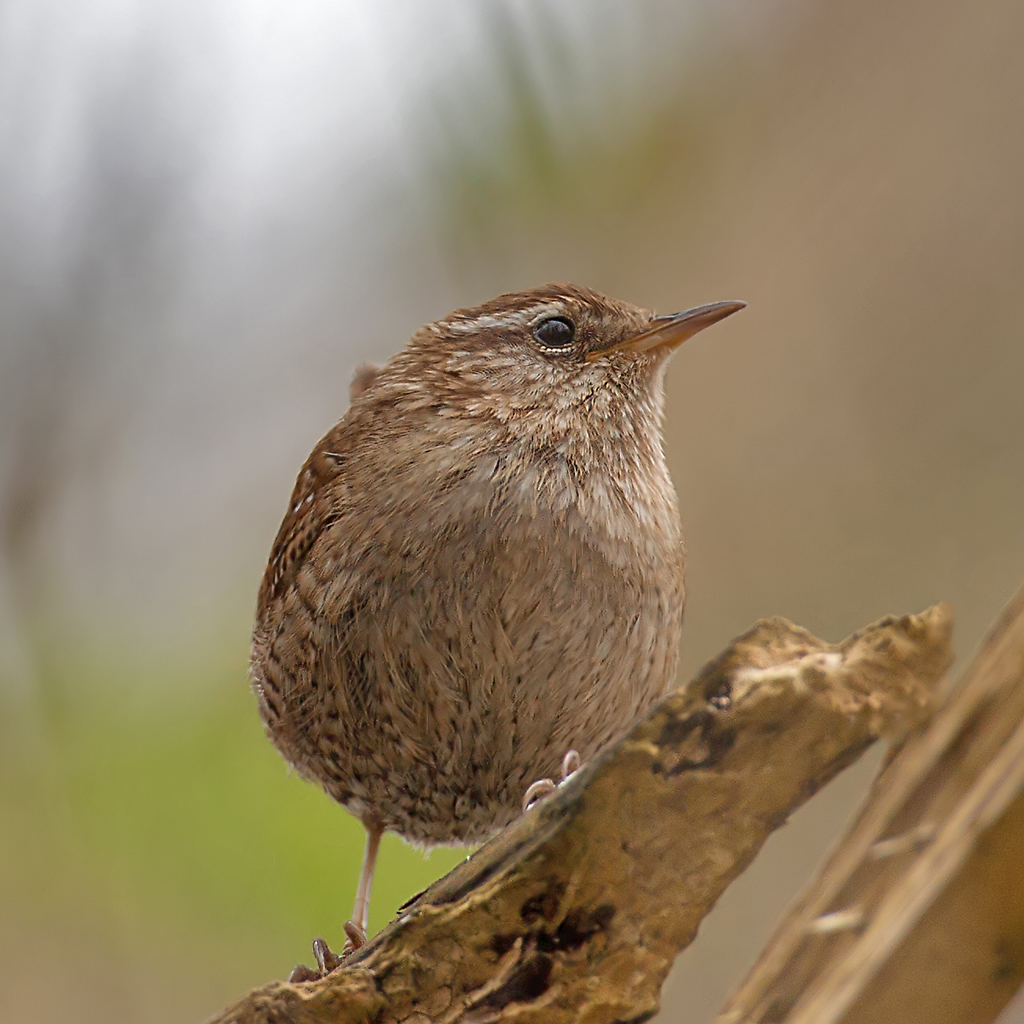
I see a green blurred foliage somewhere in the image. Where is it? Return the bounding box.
[0,658,465,999]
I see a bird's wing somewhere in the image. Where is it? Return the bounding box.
[256,430,349,613]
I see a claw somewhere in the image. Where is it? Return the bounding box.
[522,777,556,811]
[522,749,584,812]
[343,920,367,951]
[289,926,362,983]
[288,962,320,984]
[313,935,344,975]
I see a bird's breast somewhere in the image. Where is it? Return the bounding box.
[258,435,686,843]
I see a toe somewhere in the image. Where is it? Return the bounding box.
[343,920,367,951]
[313,936,344,975]
[289,962,320,984]
[522,777,556,811]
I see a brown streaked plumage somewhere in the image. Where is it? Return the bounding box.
[250,283,743,959]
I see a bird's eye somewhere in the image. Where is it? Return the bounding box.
[533,316,575,350]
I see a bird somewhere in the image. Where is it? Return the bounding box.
[249,282,743,967]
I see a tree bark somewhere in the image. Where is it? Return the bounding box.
[717,587,1024,1024]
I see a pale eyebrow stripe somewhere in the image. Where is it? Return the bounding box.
[442,301,565,334]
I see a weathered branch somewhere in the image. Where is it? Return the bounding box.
[210,605,953,1024]
[717,587,1024,1024]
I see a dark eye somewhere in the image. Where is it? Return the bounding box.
[533,316,575,350]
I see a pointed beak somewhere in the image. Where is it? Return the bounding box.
[586,300,746,361]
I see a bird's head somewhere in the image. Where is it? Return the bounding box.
[353,283,743,452]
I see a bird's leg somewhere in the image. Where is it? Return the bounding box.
[346,814,385,949]
[522,748,581,811]
[287,814,386,982]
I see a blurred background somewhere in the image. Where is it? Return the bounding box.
[1,0,1022,1020]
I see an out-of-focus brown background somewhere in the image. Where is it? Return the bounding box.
[1,0,1022,1021]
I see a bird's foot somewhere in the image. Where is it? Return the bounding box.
[522,749,581,811]
[287,923,367,983]
[561,748,581,779]
[288,962,319,984]
[343,920,367,950]
[522,777,555,810]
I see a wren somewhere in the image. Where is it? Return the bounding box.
[250,283,743,958]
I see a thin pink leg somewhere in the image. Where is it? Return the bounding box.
[350,816,385,943]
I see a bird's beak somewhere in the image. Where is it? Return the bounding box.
[586,300,746,361]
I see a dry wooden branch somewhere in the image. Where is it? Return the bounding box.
[717,587,1024,1024]
[210,606,952,1024]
